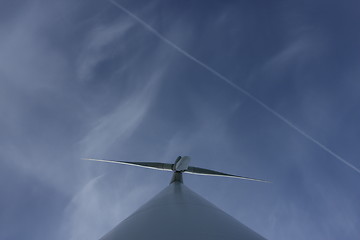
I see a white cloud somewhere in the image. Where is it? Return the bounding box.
[0,3,68,92]
[58,174,158,240]
[76,19,135,82]
[261,35,323,77]
[0,2,74,194]
[79,68,164,156]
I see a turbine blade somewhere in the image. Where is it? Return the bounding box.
[82,158,173,171]
[186,166,270,183]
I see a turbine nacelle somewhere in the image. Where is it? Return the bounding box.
[83,156,270,183]
[173,156,191,172]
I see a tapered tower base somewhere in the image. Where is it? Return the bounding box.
[101,181,266,240]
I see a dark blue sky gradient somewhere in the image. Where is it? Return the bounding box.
[1,0,360,239]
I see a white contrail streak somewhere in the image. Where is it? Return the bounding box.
[107,0,360,175]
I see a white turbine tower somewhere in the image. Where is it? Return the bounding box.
[84,156,269,240]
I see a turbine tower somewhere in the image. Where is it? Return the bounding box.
[84,156,269,240]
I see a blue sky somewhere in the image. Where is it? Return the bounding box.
[1,0,360,239]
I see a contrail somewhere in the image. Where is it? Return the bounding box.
[107,0,360,175]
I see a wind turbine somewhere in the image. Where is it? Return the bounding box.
[83,156,269,240]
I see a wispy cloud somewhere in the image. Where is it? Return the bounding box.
[66,4,183,238]
[77,20,134,82]
[79,69,164,156]
[0,2,74,194]
[59,174,158,240]
[260,36,318,74]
